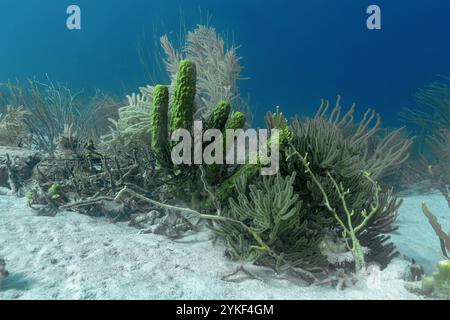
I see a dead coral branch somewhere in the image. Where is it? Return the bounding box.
[422,203,450,258]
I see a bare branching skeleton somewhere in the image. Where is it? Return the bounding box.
[0,105,29,146]
[0,77,120,154]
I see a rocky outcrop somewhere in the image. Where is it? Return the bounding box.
[0,258,8,280]
[0,146,42,190]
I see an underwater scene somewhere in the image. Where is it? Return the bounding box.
[0,0,450,302]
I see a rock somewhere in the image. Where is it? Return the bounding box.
[152,214,192,238]
[152,215,170,235]
[0,146,41,189]
[0,187,13,196]
[128,210,162,229]
[148,210,163,223]
[404,281,429,296]
[0,258,8,280]
[31,158,68,184]
[409,260,425,281]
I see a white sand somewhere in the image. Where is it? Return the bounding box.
[391,191,450,273]
[2,190,447,300]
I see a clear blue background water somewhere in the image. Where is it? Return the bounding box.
[1,0,449,127]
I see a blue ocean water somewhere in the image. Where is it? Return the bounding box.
[1,0,449,127]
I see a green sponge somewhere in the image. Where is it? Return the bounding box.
[170,60,197,133]
[422,260,450,298]
[151,85,170,166]
[206,100,231,131]
[226,111,246,130]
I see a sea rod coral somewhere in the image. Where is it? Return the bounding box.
[213,97,411,272]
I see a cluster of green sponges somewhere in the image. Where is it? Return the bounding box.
[422,260,450,298]
[149,59,247,206]
[146,61,407,274]
[150,60,197,168]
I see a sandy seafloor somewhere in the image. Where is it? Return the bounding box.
[0,189,449,300]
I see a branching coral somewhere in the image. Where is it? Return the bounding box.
[268,97,408,269]
[100,92,152,154]
[206,107,396,274]
[292,150,380,271]
[399,79,450,194]
[313,97,412,179]
[400,79,450,137]
[0,78,117,154]
[92,89,409,275]
[213,173,326,272]
[7,79,81,153]
[85,90,122,139]
[212,97,408,271]
[421,130,450,208]
[422,203,450,258]
[2,21,413,281]
[0,105,29,146]
[160,25,251,120]
[357,188,401,266]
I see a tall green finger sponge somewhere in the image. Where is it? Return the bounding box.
[170,60,197,133]
[223,111,246,154]
[206,100,231,131]
[226,111,246,130]
[151,85,170,166]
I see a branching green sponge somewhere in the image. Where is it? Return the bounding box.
[170,60,197,133]
[151,85,170,166]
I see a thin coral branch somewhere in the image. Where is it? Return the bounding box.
[289,148,380,271]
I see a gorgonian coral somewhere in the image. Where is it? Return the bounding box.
[215,97,411,270]
[0,105,29,146]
